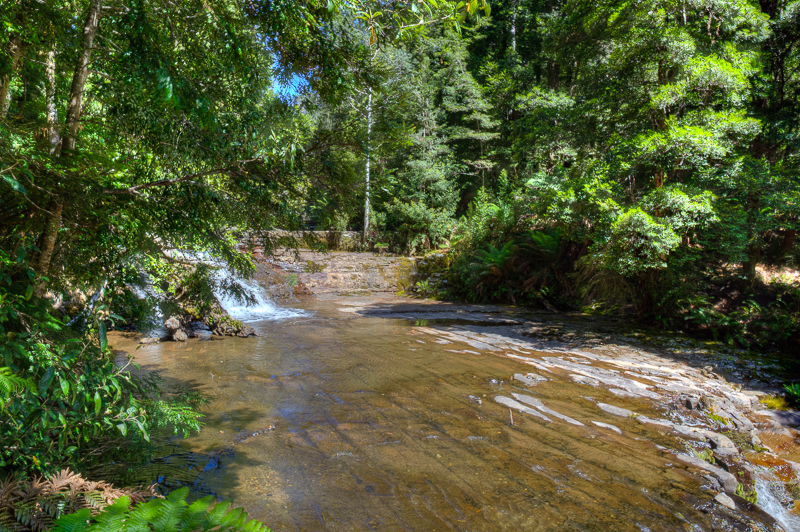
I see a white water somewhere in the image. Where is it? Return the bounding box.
[214,271,307,323]
[754,466,800,531]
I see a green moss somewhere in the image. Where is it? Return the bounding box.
[305,260,325,273]
[760,394,793,410]
[736,482,758,505]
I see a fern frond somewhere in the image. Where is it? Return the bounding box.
[179,496,214,530]
[0,367,30,397]
[50,509,92,532]
[90,497,129,532]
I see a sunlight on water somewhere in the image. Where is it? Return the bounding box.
[754,466,800,531]
[214,270,307,322]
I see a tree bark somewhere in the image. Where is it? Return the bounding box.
[0,34,24,119]
[779,229,796,258]
[60,0,102,154]
[36,202,63,280]
[547,61,560,90]
[36,0,101,292]
[45,47,61,154]
[363,90,372,244]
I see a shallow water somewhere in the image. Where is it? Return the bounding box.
[109,297,782,531]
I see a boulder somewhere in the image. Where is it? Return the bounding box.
[172,329,188,342]
[164,316,181,332]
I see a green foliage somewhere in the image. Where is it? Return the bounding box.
[0,250,202,476]
[468,241,519,302]
[736,482,759,505]
[0,468,155,532]
[51,487,270,532]
[595,208,681,276]
[784,383,800,406]
[383,200,456,254]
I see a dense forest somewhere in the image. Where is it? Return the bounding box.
[310,0,800,355]
[0,0,799,528]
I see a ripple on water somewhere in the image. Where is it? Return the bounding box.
[107,303,783,532]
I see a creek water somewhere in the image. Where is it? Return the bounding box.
[108,294,794,532]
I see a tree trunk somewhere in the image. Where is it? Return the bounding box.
[36,202,63,282]
[45,47,61,154]
[511,0,517,52]
[36,0,101,293]
[779,229,796,258]
[363,90,372,245]
[547,61,560,90]
[742,243,762,282]
[61,0,102,154]
[654,167,664,188]
[0,35,23,119]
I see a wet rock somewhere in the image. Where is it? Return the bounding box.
[714,493,736,510]
[675,453,738,493]
[172,329,188,342]
[495,396,552,422]
[701,430,738,456]
[596,403,634,418]
[592,421,622,434]
[756,409,800,428]
[724,409,755,432]
[236,325,257,337]
[571,375,600,386]
[514,373,547,386]
[189,321,209,330]
[636,416,674,428]
[511,393,585,426]
[467,395,482,405]
[682,395,701,410]
[139,337,160,345]
[164,316,181,332]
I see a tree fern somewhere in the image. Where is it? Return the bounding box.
[51,488,270,532]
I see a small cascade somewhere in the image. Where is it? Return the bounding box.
[753,466,800,531]
[214,270,307,323]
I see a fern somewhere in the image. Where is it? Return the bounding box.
[51,488,270,532]
[0,366,31,397]
[0,469,155,532]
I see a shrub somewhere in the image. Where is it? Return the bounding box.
[0,249,203,476]
[51,487,269,532]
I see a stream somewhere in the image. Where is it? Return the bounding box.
[107,290,800,532]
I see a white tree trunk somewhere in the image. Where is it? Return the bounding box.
[512,0,517,52]
[45,48,60,154]
[363,90,372,244]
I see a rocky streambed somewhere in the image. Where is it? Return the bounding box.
[111,287,800,531]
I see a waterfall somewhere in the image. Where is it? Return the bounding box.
[753,466,800,531]
[213,269,307,323]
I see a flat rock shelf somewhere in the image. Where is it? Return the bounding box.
[108,293,800,532]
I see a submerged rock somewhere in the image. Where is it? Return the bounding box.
[592,421,622,434]
[495,395,552,422]
[596,403,634,418]
[675,453,738,493]
[514,373,547,386]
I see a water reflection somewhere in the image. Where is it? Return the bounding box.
[108,299,784,532]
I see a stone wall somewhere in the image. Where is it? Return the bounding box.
[267,250,416,294]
